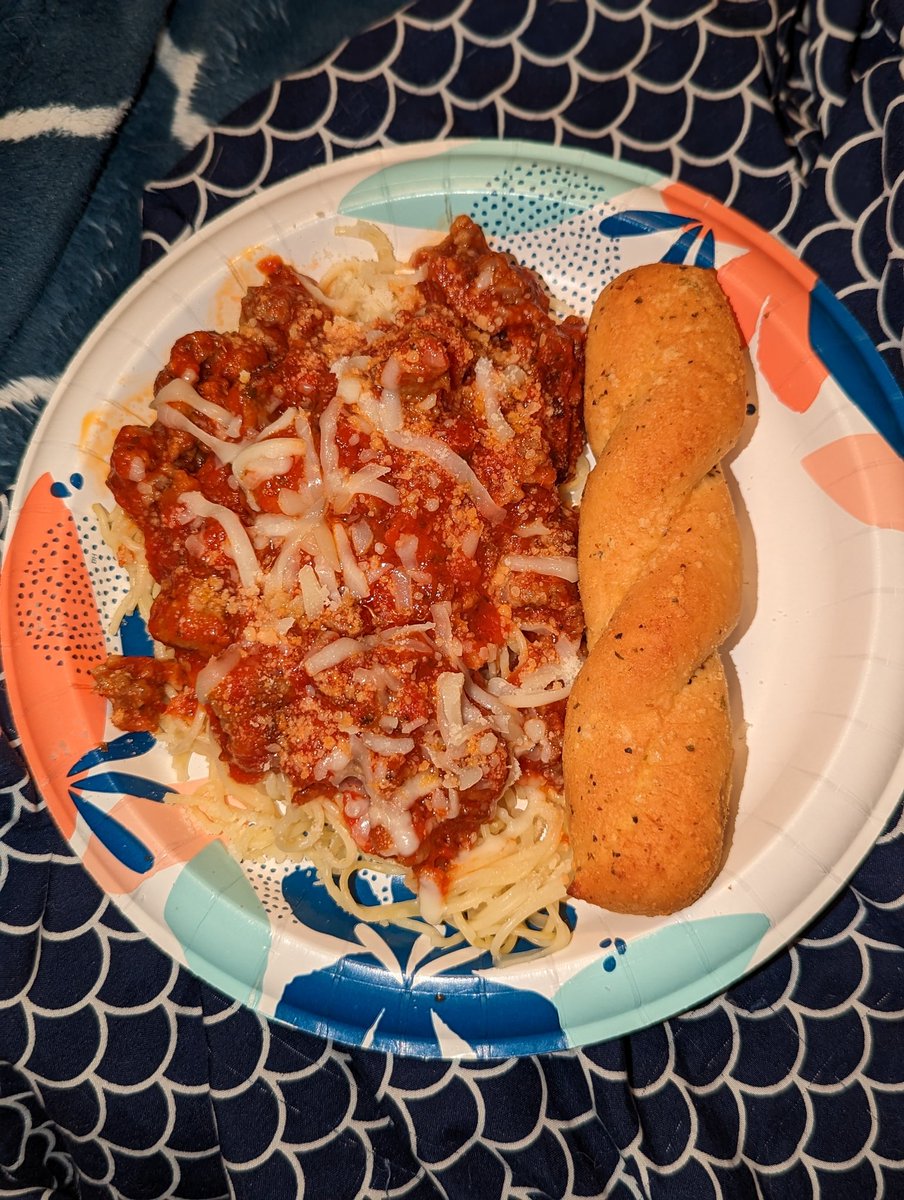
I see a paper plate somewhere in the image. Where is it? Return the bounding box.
[3,140,903,1059]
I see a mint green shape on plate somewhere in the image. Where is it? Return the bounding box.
[164,841,271,1007]
[337,141,663,236]
[555,912,771,1045]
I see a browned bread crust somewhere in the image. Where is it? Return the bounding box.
[565,263,747,916]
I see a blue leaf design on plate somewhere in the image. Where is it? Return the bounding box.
[598,210,695,237]
[695,228,716,268]
[283,864,571,972]
[67,731,156,777]
[283,865,458,969]
[72,771,172,802]
[808,279,904,457]
[284,865,406,936]
[276,952,568,1058]
[279,865,568,1056]
[70,790,154,873]
[661,224,703,264]
[120,610,155,656]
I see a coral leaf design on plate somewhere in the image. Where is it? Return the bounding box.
[801,434,904,531]
[0,473,108,837]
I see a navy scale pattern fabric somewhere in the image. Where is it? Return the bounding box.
[2,1,903,1197]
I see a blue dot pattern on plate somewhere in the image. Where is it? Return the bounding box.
[600,936,628,972]
[50,472,84,497]
[469,161,610,237]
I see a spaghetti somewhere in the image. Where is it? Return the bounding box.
[93,216,586,959]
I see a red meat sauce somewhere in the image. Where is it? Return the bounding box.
[93,215,586,883]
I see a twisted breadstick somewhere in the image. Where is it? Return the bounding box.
[565,263,747,915]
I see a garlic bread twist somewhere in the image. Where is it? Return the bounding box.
[565,263,747,916]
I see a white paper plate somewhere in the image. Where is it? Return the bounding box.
[3,140,903,1059]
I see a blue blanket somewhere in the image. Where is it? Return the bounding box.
[2,3,903,1198]
[0,0,403,489]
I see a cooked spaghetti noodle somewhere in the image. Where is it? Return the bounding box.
[93,216,586,959]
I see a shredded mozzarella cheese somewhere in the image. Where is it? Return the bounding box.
[154,378,242,439]
[178,491,259,589]
[474,357,515,441]
[195,646,243,702]
[503,554,579,582]
[385,429,506,523]
[304,637,365,675]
